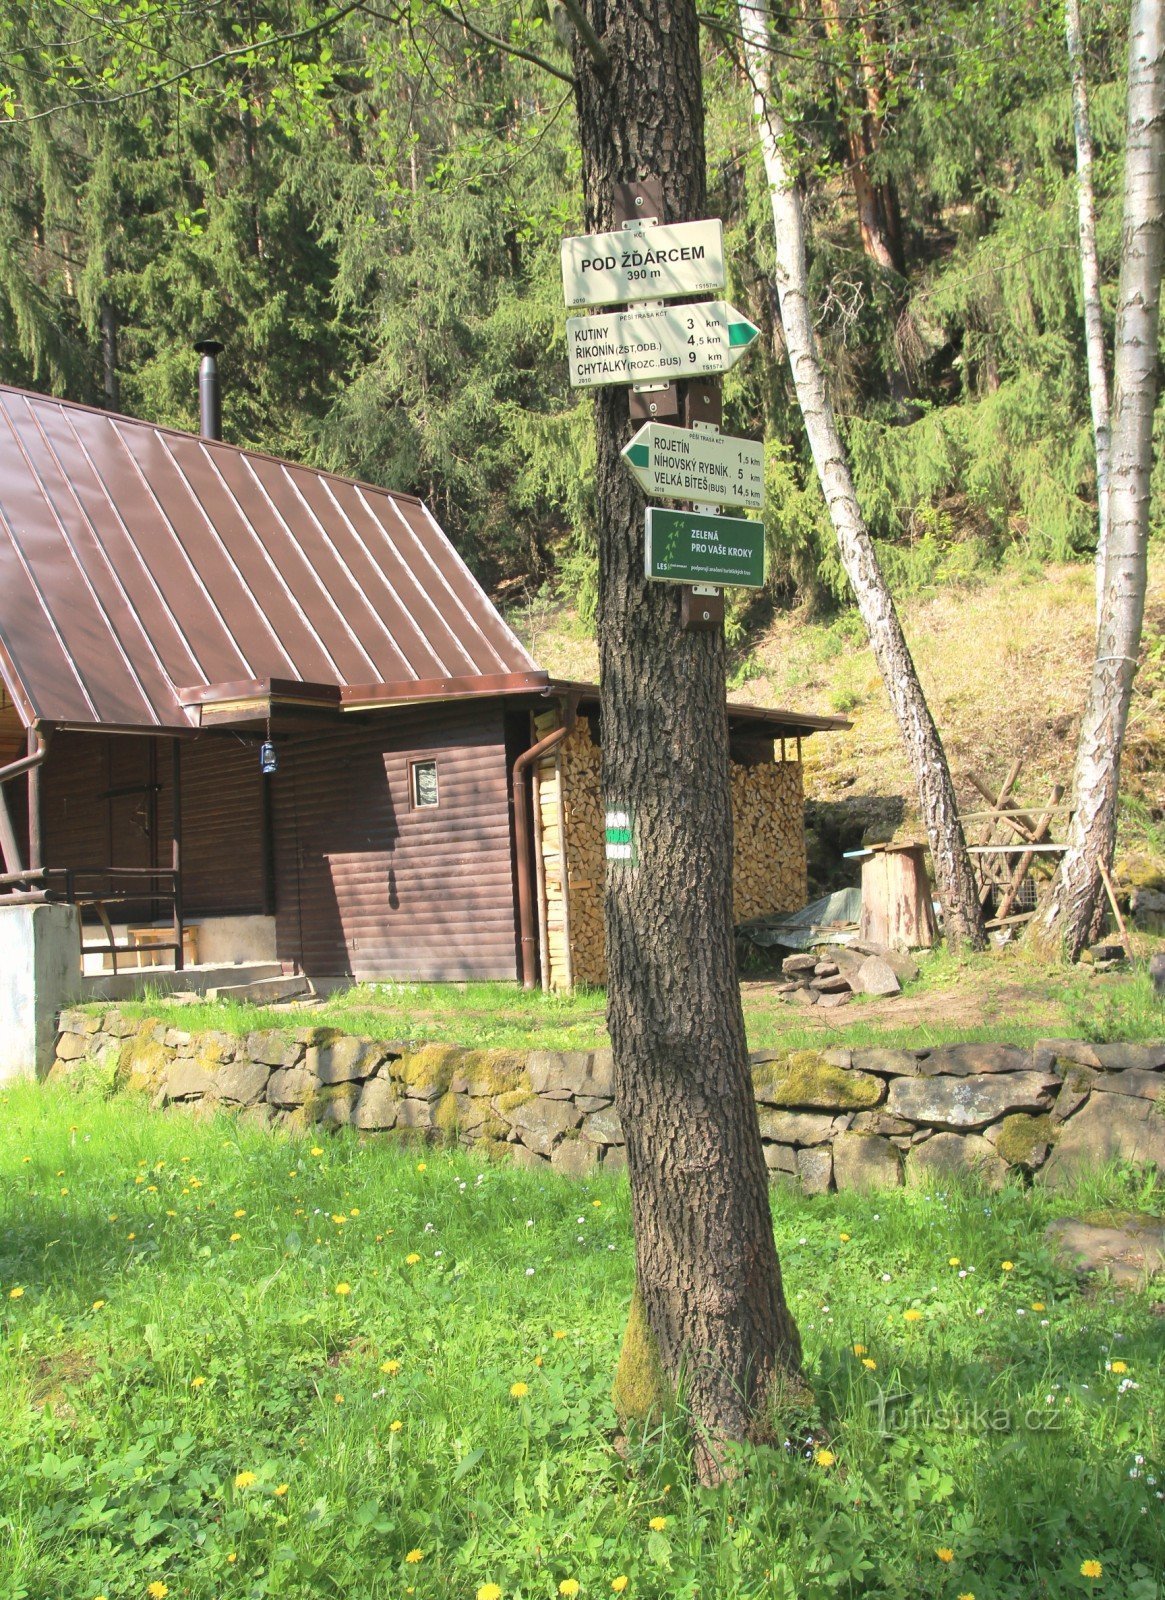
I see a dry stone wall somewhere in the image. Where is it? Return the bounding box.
[51,1011,1165,1190]
[542,717,807,991]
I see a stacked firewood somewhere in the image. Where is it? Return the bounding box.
[730,760,808,923]
[559,718,606,988]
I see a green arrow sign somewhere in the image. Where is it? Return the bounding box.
[621,422,764,509]
[644,507,766,588]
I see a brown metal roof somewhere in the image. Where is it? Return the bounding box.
[545,681,850,740]
[0,384,545,731]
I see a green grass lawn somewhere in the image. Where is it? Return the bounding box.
[2,1085,1163,1599]
[100,953,1165,1054]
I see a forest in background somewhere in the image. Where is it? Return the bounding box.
[0,0,1153,620]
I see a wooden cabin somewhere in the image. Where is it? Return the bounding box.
[0,385,844,989]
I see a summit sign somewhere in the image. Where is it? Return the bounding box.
[560,218,725,308]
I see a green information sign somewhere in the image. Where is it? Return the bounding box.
[644,507,765,588]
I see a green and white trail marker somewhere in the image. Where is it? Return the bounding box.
[644,507,765,588]
[604,807,636,864]
[621,421,764,510]
[566,301,760,388]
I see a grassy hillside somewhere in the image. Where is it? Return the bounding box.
[509,554,1165,874]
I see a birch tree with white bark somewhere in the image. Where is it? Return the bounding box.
[736,0,986,951]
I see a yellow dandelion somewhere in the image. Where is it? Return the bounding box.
[1080,1560,1102,1579]
[390,1420,403,1433]
[108,1213,118,1221]
[147,1585,168,1600]
[478,1586,503,1600]
[332,1214,347,1226]
[405,1549,424,1564]
[592,1200,601,1208]
[814,1448,836,1468]
[127,1232,136,1241]
[1001,1261,1014,1271]
[230,1232,242,1242]
[310,1146,324,1157]
[381,1359,401,1375]
[335,1282,352,1296]
[852,1343,867,1355]
[948,1257,960,1267]
[274,1483,289,1496]
[862,1357,877,1370]
[839,1232,851,1242]
[903,1308,923,1322]
[559,1581,580,1597]
[226,1553,237,1564]
[1110,1360,1128,1374]
[233,1209,246,1219]
[958,1593,975,1600]
[405,1252,422,1265]
[553,1329,567,1340]
[510,1381,529,1399]
[191,1376,206,1388]
[166,1209,177,1217]
[350,1208,360,1217]
[234,1470,257,1489]
[134,1174,145,1185]
[612,1581,629,1595]
[61,1187,71,1196]
[416,1161,427,1172]
[334,1393,344,1404]
[649,1515,667,1530]
[936,1548,954,1563]
[92,1299,106,1311]
[8,1286,25,1300]
[1031,1302,1046,1312]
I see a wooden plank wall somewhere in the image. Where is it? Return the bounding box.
[271,702,519,982]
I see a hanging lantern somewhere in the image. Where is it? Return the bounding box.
[260,740,278,775]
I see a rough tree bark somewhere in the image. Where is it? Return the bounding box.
[1029,0,1164,960]
[738,0,986,951]
[568,0,803,1482]
[1066,0,1113,623]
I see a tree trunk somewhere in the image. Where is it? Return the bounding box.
[1028,0,1164,960]
[569,0,803,1482]
[1066,0,1113,624]
[738,0,986,951]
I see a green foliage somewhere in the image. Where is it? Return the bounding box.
[2,1084,1163,1598]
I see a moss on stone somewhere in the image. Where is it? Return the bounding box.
[493,1088,536,1117]
[116,1036,169,1096]
[994,1113,1052,1168]
[450,1049,531,1097]
[397,1044,464,1097]
[433,1091,461,1142]
[751,1050,883,1111]
[612,1286,672,1428]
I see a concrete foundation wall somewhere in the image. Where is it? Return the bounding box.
[0,902,82,1081]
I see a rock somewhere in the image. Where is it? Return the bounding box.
[163,1061,216,1101]
[1045,1216,1165,1286]
[58,1008,101,1035]
[246,1029,303,1069]
[848,942,920,983]
[528,1049,613,1098]
[920,1044,1032,1077]
[752,1051,884,1111]
[1050,1064,1098,1123]
[267,1066,319,1108]
[510,1144,549,1170]
[104,1011,138,1038]
[310,1036,383,1084]
[216,1060,271,1106]
[395,1098,433,1130]
[55,1031,94,1062]
[851,1048,927,1078]
[196,1030,237,1066]
[817,992,852,1009]
[810,974,851,993]
[551,1138,599,1177]
[791,988,819,1006]
[1088,943,1125,964]
[905,1132,1009,1191]
[582,1105,624,1146]
[163,1028,192,1049]
[796,1146,833,1193]
[574,1094,612,1114]
[988,1112,1052,1169]
[763,1142,797,1174]
[1032,1039,1102,1075]
[506,1097,582,1157]
[1151,952,1165,994]
[318,1083,361,1126]
[354,1078,400,1130]
[782,954,817,976]
[756,1109,842,1145]
[447,1051,529,1098]
[601,1146,627,1174]
[1041,1094,1165,1187]
[887,1071,1058,1130]
[1091,1069,1164,1101]
[852,957,901,997]
[832,1131,902,1191]
[1091,1042,1165,1073]
[850,1109,913,1136]
[813,961,840,978]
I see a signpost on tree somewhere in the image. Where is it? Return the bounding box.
[562,0,803,1484]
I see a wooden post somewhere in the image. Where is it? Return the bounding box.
[27,726,43,871]
[171,740,184,971]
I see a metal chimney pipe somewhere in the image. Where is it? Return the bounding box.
[194,337,224,440]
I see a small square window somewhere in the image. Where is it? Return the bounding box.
[410,759,439,809]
